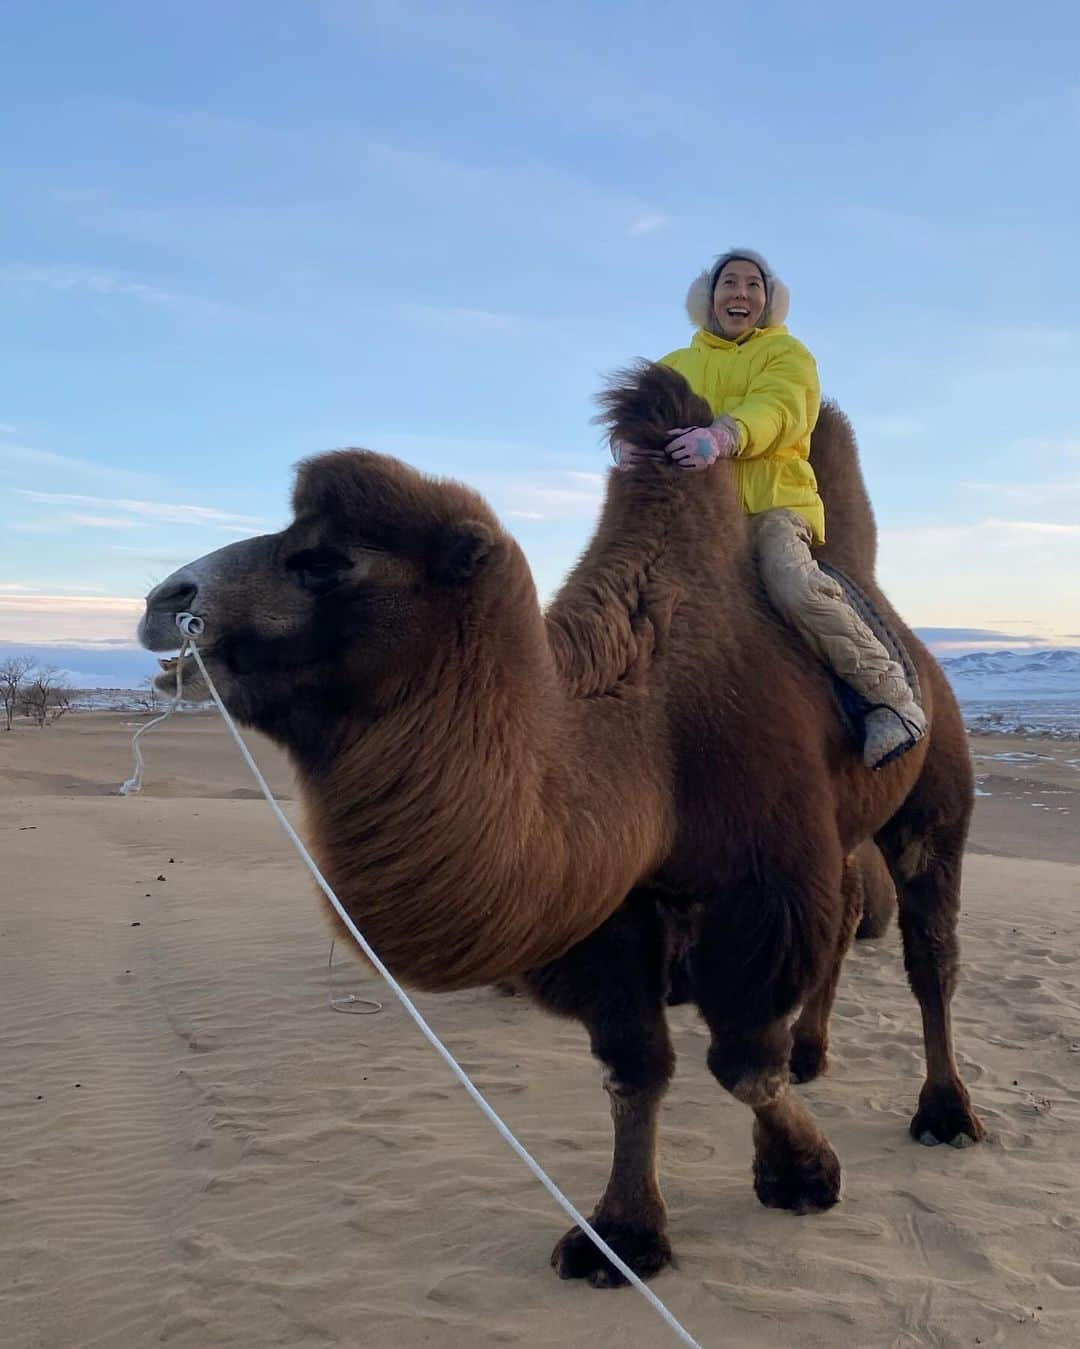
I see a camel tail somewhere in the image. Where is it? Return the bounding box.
[810,400,878,583]
[595,361,714,457]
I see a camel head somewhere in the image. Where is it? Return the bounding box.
[139,450,511,759]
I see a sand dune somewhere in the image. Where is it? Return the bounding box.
[2,714,1079,1347]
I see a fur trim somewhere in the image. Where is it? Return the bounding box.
[685,269,716,331]
[684,248,790,332]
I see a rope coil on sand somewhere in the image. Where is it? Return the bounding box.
[119,613,703,1348]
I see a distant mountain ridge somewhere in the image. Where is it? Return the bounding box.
[938,648,1080,678]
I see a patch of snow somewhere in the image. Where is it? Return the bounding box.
[973,751,1050,762]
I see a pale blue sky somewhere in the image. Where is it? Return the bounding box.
[2,1,1078,679]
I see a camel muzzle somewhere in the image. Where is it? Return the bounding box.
[140,570,204,652]
[139,534,275,653]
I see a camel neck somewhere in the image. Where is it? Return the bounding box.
[296,559,665,992]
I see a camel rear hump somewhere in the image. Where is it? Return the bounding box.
[810,401,879,584]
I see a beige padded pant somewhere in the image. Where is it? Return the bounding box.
[752,508,926,725]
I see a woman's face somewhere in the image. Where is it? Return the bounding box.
[712,260,767,338]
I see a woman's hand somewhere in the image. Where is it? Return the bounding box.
[665,420,738,470]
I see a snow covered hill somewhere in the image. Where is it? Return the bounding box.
[939,649,1080,679]
[937,649,1080,737]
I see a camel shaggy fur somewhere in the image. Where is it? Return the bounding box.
[140,364,983,1287]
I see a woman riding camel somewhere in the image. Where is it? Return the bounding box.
[612,248,925,769]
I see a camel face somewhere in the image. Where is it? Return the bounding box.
[139,449,500,743]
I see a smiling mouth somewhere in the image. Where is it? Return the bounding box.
[726,307,750,318]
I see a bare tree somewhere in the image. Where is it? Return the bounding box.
[18,666,74,727]
[49,686,73,723]
[133,675,161,714]
[0,655,34,731]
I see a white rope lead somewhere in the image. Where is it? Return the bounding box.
[327,939,382,1015]
[161,615,703,1348]
[119,642,189,795]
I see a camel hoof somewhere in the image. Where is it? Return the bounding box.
[789,1038,828,1085]
[550,1222,672,1288]
[909,1081,985,1148]
[920,1127,978,1149]
[753,1139,841,1214]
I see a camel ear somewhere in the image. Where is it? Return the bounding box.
[430,520,494,584]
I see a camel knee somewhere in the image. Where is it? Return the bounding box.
[707,1029,793,1106]
[726,1065,790,1107]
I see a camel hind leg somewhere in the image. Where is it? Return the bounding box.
[875,725,985,1147]
[854,838,897,940]
[522,894,676,1287]
[790,854,864,1083]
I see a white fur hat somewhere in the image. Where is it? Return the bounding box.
[685,248,791,332]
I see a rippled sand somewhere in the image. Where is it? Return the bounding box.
[2,714,1079,1348]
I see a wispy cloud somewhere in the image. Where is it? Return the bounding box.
[17,489,264,531]
[879,517,1080,640]
[916,626,1052,643]
[360,135,669,246]
[0,441,162,491]
[0,594,144,646]
[1012,435,1080,458]
[859,413,931,441]
[915,626,1056,655]
[108,545,203,566]
[627,213,671,238]
[64,513,146,529]
[0,582,108,594]
[0,261,232,326]
[493,472,604,522]
[320,1,705,151]
[987,518,1080,536]
[395,303,536,337]
[0,262,180,306]
[968,483,1080,519]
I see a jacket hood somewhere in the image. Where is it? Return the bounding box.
[685,248,791,333]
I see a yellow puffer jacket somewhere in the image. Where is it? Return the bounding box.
[659,325,825,543]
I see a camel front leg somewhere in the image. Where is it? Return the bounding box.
[551,1073,672,1288]
[706,1017,842,1214]
[523,895,676,1287]
[694,859,845,1214]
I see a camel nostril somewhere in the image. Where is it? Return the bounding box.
[149,578,198,614]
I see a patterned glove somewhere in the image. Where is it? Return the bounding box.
[665,419,739,471]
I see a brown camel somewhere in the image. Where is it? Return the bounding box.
[139,363,983,1287]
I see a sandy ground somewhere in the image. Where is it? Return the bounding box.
[1,713,1079,1349]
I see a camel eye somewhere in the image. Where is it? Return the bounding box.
[286,547,351,594]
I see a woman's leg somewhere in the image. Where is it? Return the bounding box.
[752,508,926,768]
